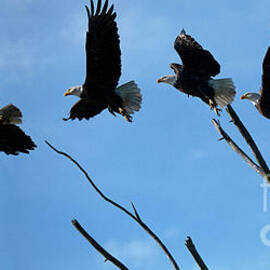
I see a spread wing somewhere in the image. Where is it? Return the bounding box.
[66,99,107,121]
[83,0,121,95]
[174,29,220,77]
[260,46,270,107]
[170,63,183,76]
[0,125,36,155]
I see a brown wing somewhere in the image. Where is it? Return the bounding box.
[258,46,270,118]
[83,0,121,95]
[260,47,270,102]
[66,99,107,121]
[174,29,220,78]
[170,63,183,76]
[0,125,36,155]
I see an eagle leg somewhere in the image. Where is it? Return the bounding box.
[209,99,221,116]
[108,106,116,117]
[214,107,221,116]
[119,108,133,123]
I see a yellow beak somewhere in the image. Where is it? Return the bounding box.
[240,94,246,100]
[156,78,163,83]
[64,91,70,96]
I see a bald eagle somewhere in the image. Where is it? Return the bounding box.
[157,29,236,115]
[0,104,36,155]
[63,0,142,122]
[241,47,270,119]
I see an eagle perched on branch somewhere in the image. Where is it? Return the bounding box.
[64,0,142,122]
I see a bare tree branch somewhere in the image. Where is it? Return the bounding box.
[226,105,270,182]
[45,140,180,270]
[72,219,129,270]
[212,105,270,183]
[212,119,265,177]
[185,237,208,270]
[130,202,142,222]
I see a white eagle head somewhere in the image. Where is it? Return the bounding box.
[156,75,177,86]
[240,92,260,106]
[64,86,83,97]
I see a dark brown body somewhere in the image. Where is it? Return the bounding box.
[170,30,220,107]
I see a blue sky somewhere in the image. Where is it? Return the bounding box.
[1,0,270,269]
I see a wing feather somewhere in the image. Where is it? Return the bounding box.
[90,0,95,16]
[101,0,108,14]
[67,99,107,121]
[174,29,220,77]
[107,4,114,16]
[84,0,121,95]
[261,47,270,95]
[259,47,270,112]
[95,0,102,15]
[0,125,36,155]
[170,63,183,76]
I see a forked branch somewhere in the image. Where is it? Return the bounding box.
[212,119,264,177]
[226,105,270,181]
[45,140,180,270]
[212,105,270,183]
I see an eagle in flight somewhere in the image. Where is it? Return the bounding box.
[0,104,36,155]
[64,0,142,122]
[157,29,236,115]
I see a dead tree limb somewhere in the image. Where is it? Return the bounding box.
[72,219,129,270]
[226,105,270,181]
[212,119,265,177]
[212,105,270,183]
[185,237,208,270]
[45,140,180,270]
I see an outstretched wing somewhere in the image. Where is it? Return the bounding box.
[174,29,220,77]
[260,47,270,107]
[83,0,121,95]
[67,99,107,121]
[0,125,36,155]
[170,63,183,76]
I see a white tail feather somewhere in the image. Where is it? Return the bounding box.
[115,81,142,115]
[0,104,22,124]
[208,78,236,108]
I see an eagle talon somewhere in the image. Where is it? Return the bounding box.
[125,115,133,122]
[118,108,132,122]
[119,108,124,114]
[214,107,221,116]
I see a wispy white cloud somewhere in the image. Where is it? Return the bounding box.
[118,8,174,52]
[0,38,53,81]
[188,149,211,160]
[0,40,35,71]
[105,239,160,267]
[163,227,181,239]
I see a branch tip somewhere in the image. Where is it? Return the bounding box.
[130,202,141,221]
[185,237,208,270]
